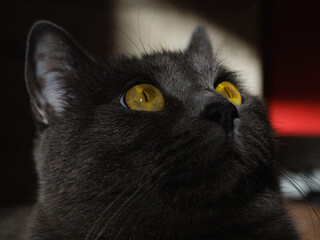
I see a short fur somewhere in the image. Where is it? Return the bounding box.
[7,21,300,239]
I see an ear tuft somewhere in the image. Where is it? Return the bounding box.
[187,25,213,60]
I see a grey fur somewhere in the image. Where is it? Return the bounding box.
[3,21,299,240]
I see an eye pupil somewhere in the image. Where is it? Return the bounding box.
[224,87,232,98]
[142,90,148,103]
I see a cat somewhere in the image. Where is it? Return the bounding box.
[5,20,299,239]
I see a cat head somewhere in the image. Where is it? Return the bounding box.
[25,21,289,239]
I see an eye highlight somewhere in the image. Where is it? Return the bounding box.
[215,81,242,105]
[122,84,166,111]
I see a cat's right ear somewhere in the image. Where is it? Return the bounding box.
[186,26,213,60]
[25,21,95,126]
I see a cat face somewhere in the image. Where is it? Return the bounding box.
[25,21,296,239]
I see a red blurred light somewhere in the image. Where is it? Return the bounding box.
[269,98,320,136]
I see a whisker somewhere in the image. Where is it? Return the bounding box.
[112,26,143,55]
[112,178,160,240]
[118,17,147,54]
[112,43,133,56]
[299,171,320,188]
[85,183,135,240]
[137,0,147,53]
[298,173,320,221]
[94,180,151,240]
[281,172,320,240]
[147,0,159,52]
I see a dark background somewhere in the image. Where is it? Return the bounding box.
[1,0,320,207]
[1,0,115,206]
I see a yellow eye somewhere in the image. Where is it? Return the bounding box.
[124,84,166,111]
[215,81,242,105]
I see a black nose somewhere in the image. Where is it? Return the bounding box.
[202,102,239,132]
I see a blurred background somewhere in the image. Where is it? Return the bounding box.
[1,0,320,239]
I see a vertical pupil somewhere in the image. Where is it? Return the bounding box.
[142,90,148,103]
[224,87,232,98]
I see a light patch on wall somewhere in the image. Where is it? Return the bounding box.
[113,0,262,96]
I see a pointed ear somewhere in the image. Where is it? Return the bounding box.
[25,21,95,125]
[186,26,213,60]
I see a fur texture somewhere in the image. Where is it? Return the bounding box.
[16,21,300,239]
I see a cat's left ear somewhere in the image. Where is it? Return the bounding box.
[25,21,96,125]
[186,26,213,60]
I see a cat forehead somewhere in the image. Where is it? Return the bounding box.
[112,51,220,93]
[146,51,217,86]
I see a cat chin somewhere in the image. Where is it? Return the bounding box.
[155,156,233,207]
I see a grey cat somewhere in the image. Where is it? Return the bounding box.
[2,21,299,239]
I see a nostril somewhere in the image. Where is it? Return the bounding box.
[203,102,239,132]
